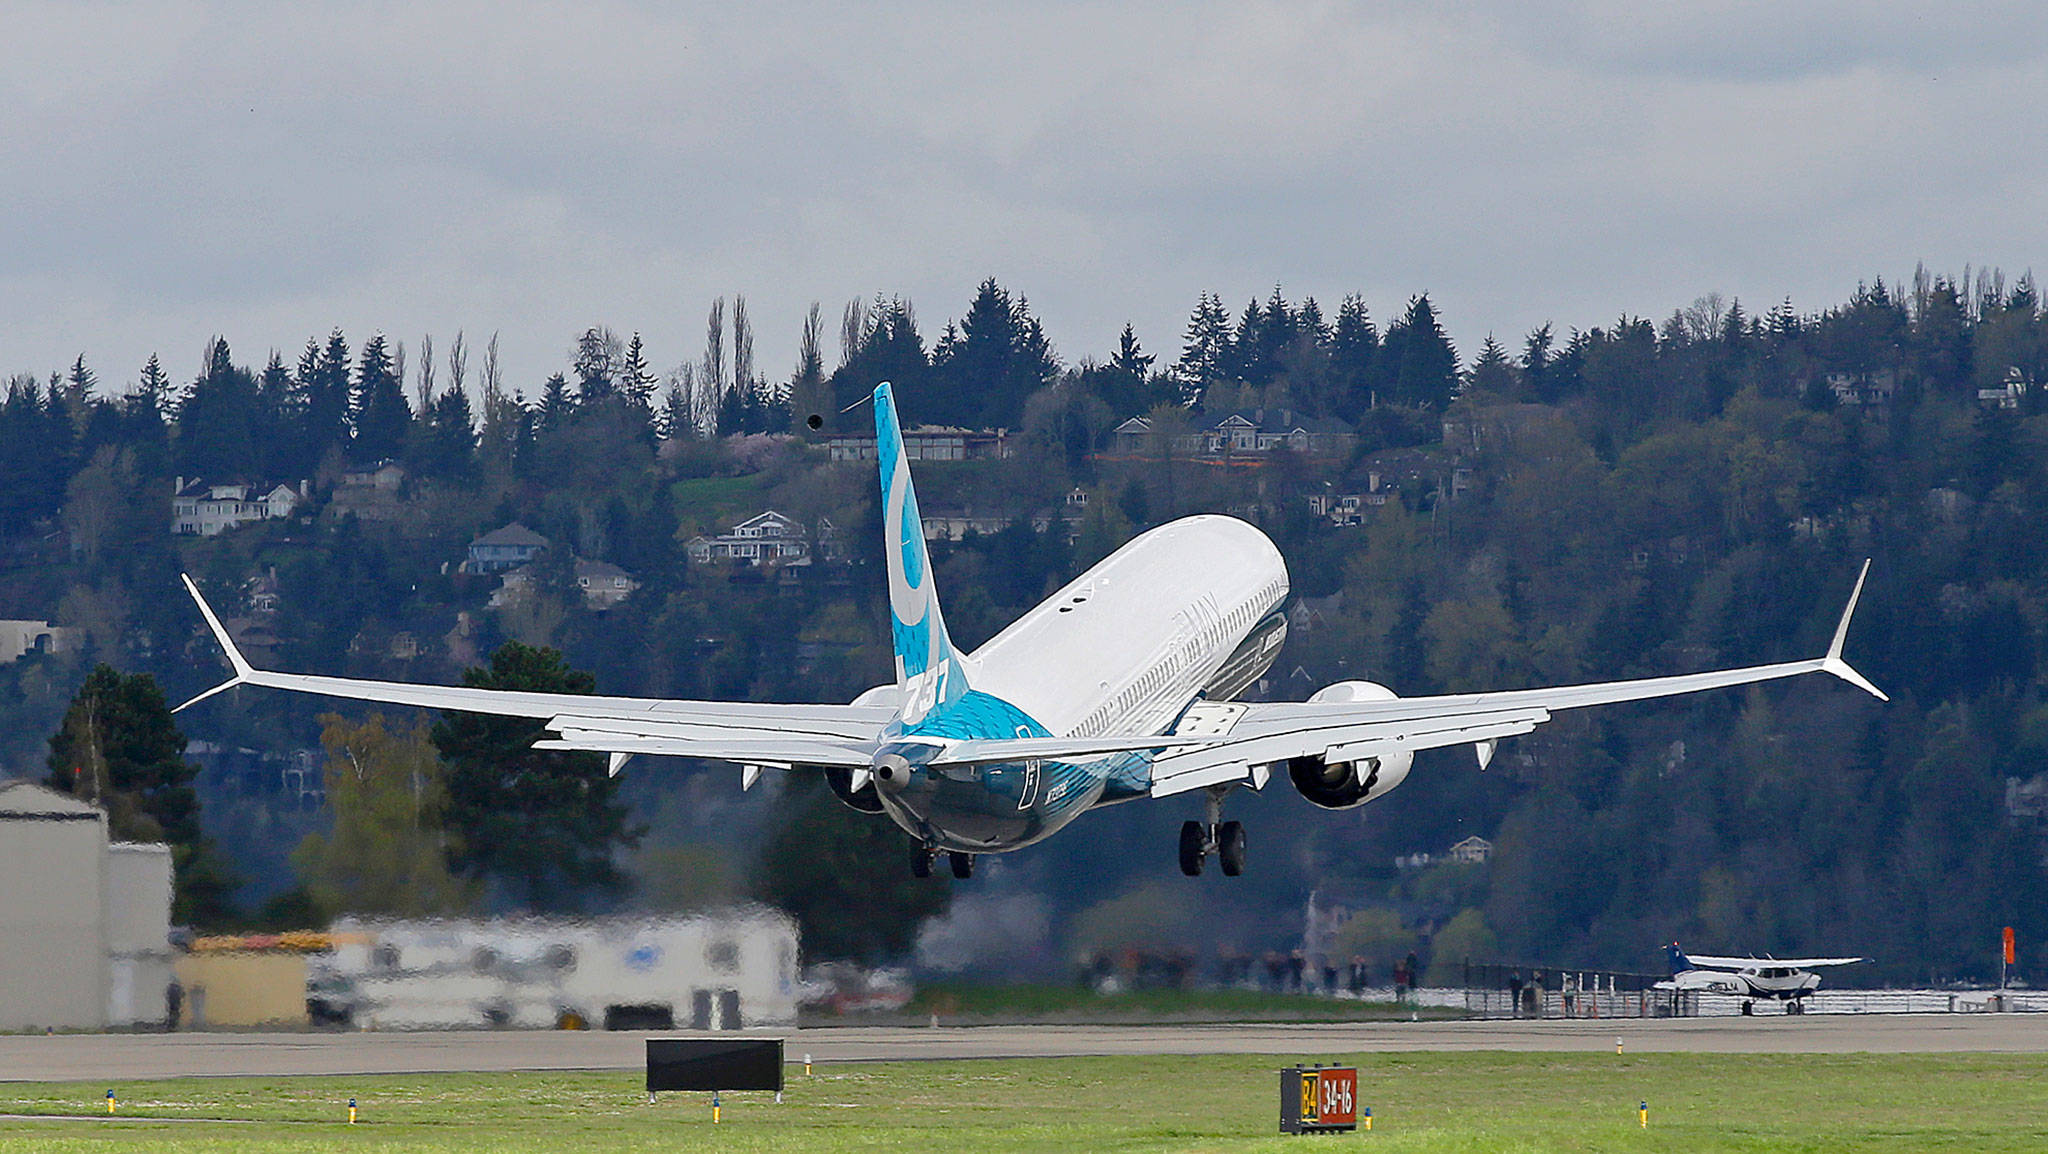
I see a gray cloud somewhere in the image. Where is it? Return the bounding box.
[3,1,2044,394]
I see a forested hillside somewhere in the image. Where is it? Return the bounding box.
[4,268,2046,985]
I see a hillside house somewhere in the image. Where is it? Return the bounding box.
[686,511,815,566]
[463,524,551,574]
[171,478,306,536]
[575,560,641,608]
[826,425,1012,463]
[1111,410,1353,460]
[0,620,78,664]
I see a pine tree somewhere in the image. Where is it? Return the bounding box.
[432,643,636,911]
[1463,334,1518,396]
[176,337,262,478]
[573,327,619,403]
[352,333,412,461]
[46,664,237,925]
[1382,294,1459,409]
[1174,292,1234,405]
[536,372,574,433]
[136,353,171,422]
[304,328,354,459]
[1330,295,1379,418]
[620,332,658,410]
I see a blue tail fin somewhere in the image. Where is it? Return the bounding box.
[874,382,969,723]
[1668,943,1691,974]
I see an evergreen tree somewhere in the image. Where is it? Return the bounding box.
[351,333,412,461]
[1330,294,1379,418]
[305,329,354,461]
[1174,291,1234,405]
[536,372,574,433]
[45,664,237,925]
[0,375,72,534]
[619,332,658,410]
[136,353,171,423]
[573,326,619,403]
[431,643,637,911]
[1462,334,1518,396]
[176,337,262,478]
[1381,294,1459,408]
[830,296,928,414]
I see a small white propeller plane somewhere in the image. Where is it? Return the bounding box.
[1660,943,1867,1012]
[176,381,1888,879]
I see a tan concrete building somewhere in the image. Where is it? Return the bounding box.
[0,782,175,1031]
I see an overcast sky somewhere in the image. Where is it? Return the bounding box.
[5,1,2046,399]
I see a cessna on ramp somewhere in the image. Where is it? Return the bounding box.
[1661,943,1867,1013]
[176,381,1888,879]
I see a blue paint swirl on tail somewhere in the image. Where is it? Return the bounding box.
[874,382,970,724]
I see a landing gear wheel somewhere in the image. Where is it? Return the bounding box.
[911,848,934,878]
[1178,820,1207,876]
[1217,821,1247,876]
[948,852,975,879]
[1788,1000,1804,1015]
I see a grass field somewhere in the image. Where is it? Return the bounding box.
[4,1051,2046,1151]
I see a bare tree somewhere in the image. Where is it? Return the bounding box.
[447,330,468,401]
[733,295,755,401]
[662,363,696,439]
[840,297,867,369]
[416,333,436,409]
[791,302,828,431]
[392,340,408,400]
[701,298,727,437]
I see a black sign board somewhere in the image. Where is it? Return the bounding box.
[646,1038,785,1093]
[1279,1065,1358,1134]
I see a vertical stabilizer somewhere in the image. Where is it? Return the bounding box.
[1667,942,1691,975]
[873,382,970,724]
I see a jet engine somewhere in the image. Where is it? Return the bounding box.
[1284,680,1414,810]
[823,765,886,814]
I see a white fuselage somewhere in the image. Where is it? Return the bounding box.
[874,515,1291,852]
[967,515,1290,738]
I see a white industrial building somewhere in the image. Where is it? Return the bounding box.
[0,782,174,1031]
[319,909,800,1030]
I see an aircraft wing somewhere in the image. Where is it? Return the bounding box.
[1150,562,1886,799]
[1682,954,1865,970]
[174,575,895,766]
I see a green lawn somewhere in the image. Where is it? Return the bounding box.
[3,1052,2044,1151]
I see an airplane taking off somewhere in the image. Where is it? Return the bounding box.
[1660,943,1867,1013]
[177,381,1888,880]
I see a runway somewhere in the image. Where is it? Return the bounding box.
[4,1014,2047,1082]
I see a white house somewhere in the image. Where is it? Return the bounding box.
[0,620,78,664]
[172,478,306,536]
[686,511,813,566]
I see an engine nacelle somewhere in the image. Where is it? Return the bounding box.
[823,765,886,814]
[1286,680,1415,810]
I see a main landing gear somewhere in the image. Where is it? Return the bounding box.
[1179,788,1247,877]
[911,847,975,879]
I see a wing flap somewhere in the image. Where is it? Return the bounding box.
[1148,705,1551,798]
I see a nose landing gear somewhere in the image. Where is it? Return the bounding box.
[1178,788,1247,876]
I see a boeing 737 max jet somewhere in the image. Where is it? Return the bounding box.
[178,382,1887,878]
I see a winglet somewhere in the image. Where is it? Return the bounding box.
[1821,559,1888,702]
[173,573,254,712]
